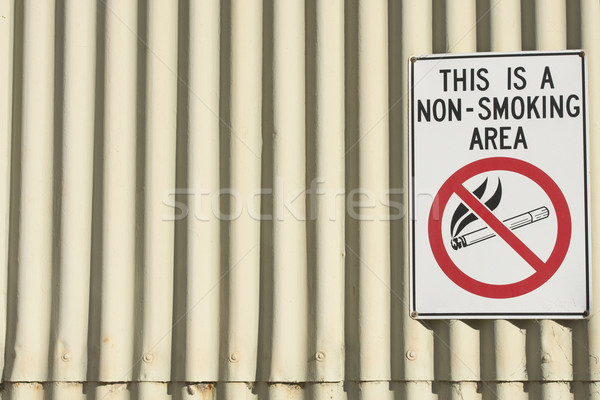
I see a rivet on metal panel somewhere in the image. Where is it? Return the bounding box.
[61,352,71,362]
[410,311,418,319]
[541,353,551,363]
[406,350,417,360]
[315,351,326,361]
[229,352,239,363]
[143,353,154,363]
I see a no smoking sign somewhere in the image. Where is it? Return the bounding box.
[409,51,591,319]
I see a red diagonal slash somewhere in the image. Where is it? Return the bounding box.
[454,184,545,272]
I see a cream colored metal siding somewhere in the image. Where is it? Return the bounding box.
[0,0,599,399]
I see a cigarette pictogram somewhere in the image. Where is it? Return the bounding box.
[451,206,550,250]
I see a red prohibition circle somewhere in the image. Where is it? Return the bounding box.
[428,157,571,299]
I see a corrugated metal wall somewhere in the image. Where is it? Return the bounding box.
[0,0,599,399]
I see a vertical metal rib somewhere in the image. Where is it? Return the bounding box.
[185,0,221,381]
[357,0,391,381]
[11,0,55,380]
[582,0,600,388]
[99,0,137,381]
[401,0,434,391]
[0,0,13,378]
[227,0,262,381]
[271,0,308,381]
[139,0,178,382]
[54,0,96,382]
[311,0,345,382]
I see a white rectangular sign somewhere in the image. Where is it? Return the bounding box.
[409,51,590,319]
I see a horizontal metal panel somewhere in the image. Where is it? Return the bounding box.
[0,381,597,400]
[0,0,599,399]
